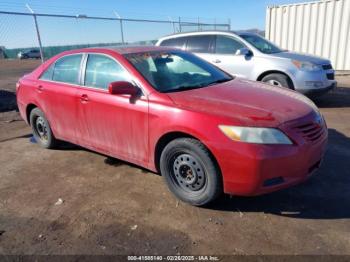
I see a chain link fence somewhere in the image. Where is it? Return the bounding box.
[0,10,230,61]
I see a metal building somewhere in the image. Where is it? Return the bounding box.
[266,0,350,70]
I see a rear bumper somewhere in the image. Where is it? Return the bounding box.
[17,100,28,124]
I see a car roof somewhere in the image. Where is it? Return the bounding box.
[157,30,260,40]
[158,30,239,39]
[62,45,175,56]
[108,45,175,54]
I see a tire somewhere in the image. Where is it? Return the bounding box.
[261,73,293,89]
[160,138,222,206]
[29,107,57,149]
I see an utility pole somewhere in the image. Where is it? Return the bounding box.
[114,11,124,44]
[26,4,44,63]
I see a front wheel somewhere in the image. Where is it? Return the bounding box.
[261,73,294,89]
[30,108,57,149]
[160,138,222,206]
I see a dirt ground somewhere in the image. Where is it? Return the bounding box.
[0,59,349,256]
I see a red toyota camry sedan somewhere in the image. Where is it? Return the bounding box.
[16,46,327,206]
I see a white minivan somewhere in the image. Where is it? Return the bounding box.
[156,31,336,96]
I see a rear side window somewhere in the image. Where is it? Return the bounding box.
[215,35,245,54]
[160,37,186,49]
[52,54,82,85]
[40,64,54,80]
[186,35,214,53]
[84,54,130,90]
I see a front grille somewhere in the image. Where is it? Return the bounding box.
[322,64,333,70]
[293,122,325,143]
[327,73,334,80]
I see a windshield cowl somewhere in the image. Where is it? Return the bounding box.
[162,77,233,93]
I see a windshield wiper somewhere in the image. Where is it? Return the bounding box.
[163,78,232,93]
[163,84,205,93]
[204,78,232,87]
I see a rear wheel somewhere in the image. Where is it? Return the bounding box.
[261,73,293,89]
[160,138,222,206]
[30,108,57,149]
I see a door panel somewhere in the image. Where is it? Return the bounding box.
[38,81,78,142]
[202,35,255,79]
[37,54,83,142]
[76,53,149,164]
[210,53,254,79]
[76,88,149,163]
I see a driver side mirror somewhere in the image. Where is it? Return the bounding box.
[235,48,253,57]
[108,81,139,96]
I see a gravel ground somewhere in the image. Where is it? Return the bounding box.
[0,59,349,255]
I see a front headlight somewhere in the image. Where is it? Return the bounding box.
[219,125,293,145]
[292,60,322,71]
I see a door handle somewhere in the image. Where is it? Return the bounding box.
[80,94,89,103]
[37,85,44,92]
[212,59,221,63]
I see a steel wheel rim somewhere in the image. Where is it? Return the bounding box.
[35,116,48,142]
[172,153,206,192]
[267,79,283,87]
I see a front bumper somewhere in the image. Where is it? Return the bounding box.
[292,68,337,96]
[298,82,336,97]
[211,112,328,196]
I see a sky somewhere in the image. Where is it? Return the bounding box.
[0,0,313,48]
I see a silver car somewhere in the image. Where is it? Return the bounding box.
[18,49,41,59]
[156,31,336,96]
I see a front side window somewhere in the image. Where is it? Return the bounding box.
[215,36,245,54]
[186,35,214,53]
[84,54,130,90]
[125,51,232,93]
[239,34,283,54]
[52,54,82,85]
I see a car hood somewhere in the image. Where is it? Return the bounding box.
[166,78,316,127]
[269,51,330,65]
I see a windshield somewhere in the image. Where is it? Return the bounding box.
[124,51,233,93]
[239,34,283,54]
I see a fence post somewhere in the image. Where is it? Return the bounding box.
[114,11,125,44]
[168,16,176,34]
[26,4,44,63]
